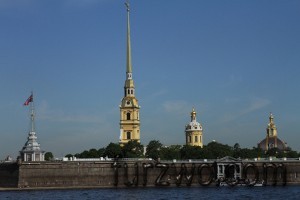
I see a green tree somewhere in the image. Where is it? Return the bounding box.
[122,140,144,158]
[104,143,122,158]
[98,148,105,157]
[250,147,264,158]
[285,150,299,158]
[233,143,241,158]
[65,154,73,158]
[79,150,89,158]
[180,145,203,159]
[205,141,233,158]
[201,146,214,159]
[45,152,54,161]
[87,148,99,158]
[160,145,181,160]
[266,148,279,157]
[145,140,162,160]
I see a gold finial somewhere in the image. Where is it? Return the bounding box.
[191,107,196,121]
[191,107,196,114]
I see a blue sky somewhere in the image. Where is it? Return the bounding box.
[0,0,299,159]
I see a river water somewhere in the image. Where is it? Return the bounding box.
[1,186,299,200]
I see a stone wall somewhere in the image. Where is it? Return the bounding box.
[1,159,300,189]
[0,162,19,187]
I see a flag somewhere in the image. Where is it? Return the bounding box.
[23,94,33,106]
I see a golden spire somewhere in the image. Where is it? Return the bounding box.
[125,0,132,74]
[269,112,274,124]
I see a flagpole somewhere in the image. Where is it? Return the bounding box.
[30,92,35,133]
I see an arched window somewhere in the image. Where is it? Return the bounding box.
[126,113,131,120]
[127,132,131,140]
[195,136,198,142]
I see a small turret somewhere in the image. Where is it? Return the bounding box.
[185,108,203,147]
[20,93,45,161]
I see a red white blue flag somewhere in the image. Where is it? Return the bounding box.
[23,94,33,106]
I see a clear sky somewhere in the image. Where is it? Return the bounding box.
[0,0,299,159]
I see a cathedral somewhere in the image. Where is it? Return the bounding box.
[257,113,288,152]
[185,108,203,147]
[119,2,141,146]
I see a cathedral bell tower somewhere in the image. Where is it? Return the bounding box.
[185,108,203,147]
[119,1,140,146]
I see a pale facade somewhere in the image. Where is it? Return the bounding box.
[185,108,203,147]
[119,3,140,146]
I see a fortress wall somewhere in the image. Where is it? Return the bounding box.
[243,161,300,185]
[17,161,218,188]
[18,161,117,188]
[2,160,300,189]
[0,162,19,187]
[282,161,300,184]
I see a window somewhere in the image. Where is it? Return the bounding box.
[36,154,40,161]
[219,165,224,174]
[195,136,198,142]
[188,136,191,143]
[126,113,131,120]
[127,132,131,140]
[27,154,32,162]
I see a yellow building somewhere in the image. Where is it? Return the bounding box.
[119,2,141,146]
[185,108,203,147]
